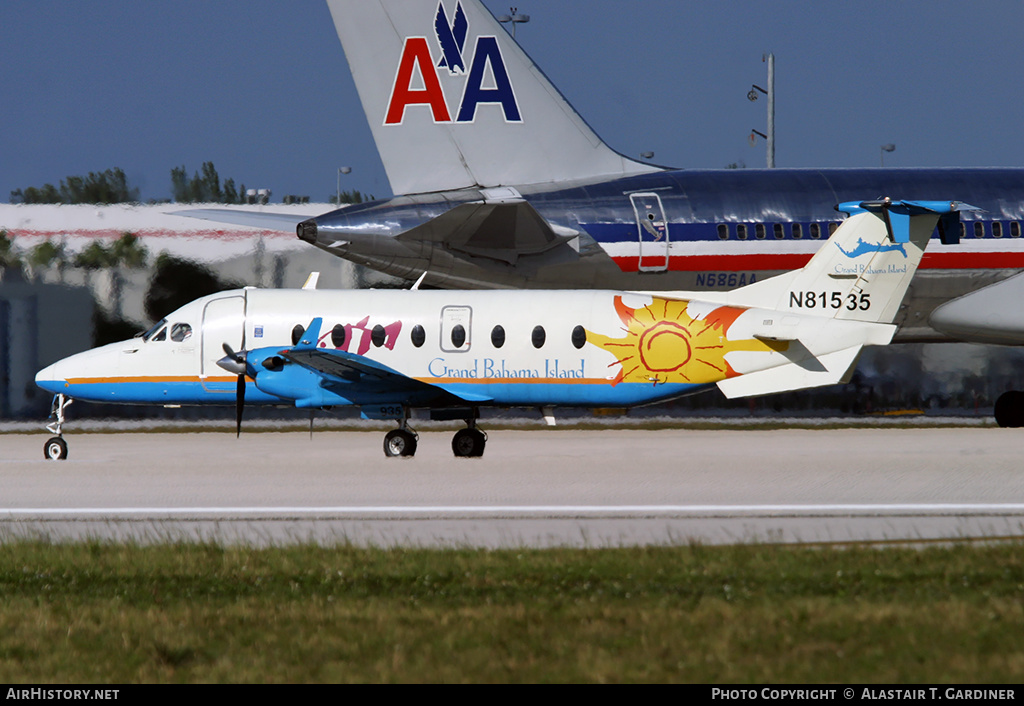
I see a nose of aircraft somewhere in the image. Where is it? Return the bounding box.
[35,359,69,395]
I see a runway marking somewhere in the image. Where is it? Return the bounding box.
[3,504,1024,517]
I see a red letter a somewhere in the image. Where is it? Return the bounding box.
[384,37,451,125]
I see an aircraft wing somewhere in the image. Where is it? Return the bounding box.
[280,346,492,406]
[169,208,308,233]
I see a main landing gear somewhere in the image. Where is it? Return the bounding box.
[383,425,419,457]
[451,423,487,458]
[381,409,487,458]
[43,394,72,461]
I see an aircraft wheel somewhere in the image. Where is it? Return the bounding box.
[452,428,486,458]
[994,391,1024,428]
[383,429,417,457]
[44,436,68,461]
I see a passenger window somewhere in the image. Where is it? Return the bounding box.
[331,324,346,348]
[828,222,838,235]
[992,221,1003,238]
[736,224,748,240]
[755,224,766,239]
[491,325,505,348]
[974,222,985,238]
[532,325,546,349]
[571,325,586,349]
[411,324,426,347]
[291,325,305,345]
[773,223,784,239]
[717,224,729,240]
[170,323,192,342]
[792,223,802,239]
[371,324,386,347]
[1011,222,1021,238]
[451,324,467,349]
[809,223,821,239]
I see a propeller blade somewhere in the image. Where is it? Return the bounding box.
[235,373,246,438]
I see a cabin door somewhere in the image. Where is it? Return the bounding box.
[630,192,669,272]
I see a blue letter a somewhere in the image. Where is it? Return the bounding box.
[456,36,522,122]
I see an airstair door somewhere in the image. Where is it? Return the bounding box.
[200,294,246,392]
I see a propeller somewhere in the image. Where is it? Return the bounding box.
[217,343,248,437]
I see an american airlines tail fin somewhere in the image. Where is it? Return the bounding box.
[720,199,977,324]
[326,0,659,194]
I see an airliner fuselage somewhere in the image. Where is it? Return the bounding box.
[303,167,1024,342]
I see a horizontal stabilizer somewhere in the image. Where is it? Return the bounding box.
[717,345,864,399]
[397,198,578,265]
[170,208,311,233]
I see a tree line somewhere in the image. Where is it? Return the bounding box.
[9,162,373,205]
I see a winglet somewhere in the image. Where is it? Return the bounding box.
[295,318,324,350]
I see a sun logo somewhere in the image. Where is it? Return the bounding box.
[586,296,774,386]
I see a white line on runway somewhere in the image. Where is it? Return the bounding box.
[4,504,1024,516]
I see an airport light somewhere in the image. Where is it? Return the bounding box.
[746,53,775,168]
[337,166,352,205]
[880,144,895,167]
[498,7,530,38]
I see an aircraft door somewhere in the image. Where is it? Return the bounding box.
[630,192,669,272]
[200,294,246,392]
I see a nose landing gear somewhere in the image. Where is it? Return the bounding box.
[43,394,72,461]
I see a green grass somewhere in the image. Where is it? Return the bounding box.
[1,541,1022,682]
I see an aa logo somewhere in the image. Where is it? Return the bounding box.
[384,1,522,126]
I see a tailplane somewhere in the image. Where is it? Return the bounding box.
[326,0,659,194]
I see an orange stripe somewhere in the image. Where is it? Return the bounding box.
[65,376,242,385]
[415,377,611,385]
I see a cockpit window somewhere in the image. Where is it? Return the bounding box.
[151,327,167,342]
[142,319,167,342]
[170,323,193,342]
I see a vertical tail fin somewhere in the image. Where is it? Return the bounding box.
[727,199,976,324]
[326,0,658,194]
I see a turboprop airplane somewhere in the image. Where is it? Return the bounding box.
[38,199,969,460]
[177,0,1024,352]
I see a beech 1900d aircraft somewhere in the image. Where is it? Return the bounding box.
[39,199,968,459]
[178,0,1024,353]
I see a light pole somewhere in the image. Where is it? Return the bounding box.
[337,166,351,205]
[747,52,775,168]
[498,7,529,38]
[880,144,895,167]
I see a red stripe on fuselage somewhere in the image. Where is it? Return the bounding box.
[615,251,1024,273]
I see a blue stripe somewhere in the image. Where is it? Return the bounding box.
[51,379,710,409]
